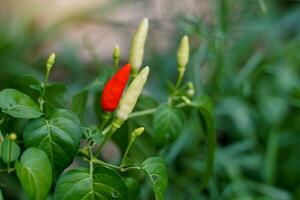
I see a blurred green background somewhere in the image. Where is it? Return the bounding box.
[0,0,300,199]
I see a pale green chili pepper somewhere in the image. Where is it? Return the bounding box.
[176,35,189,87]
[129,18,149,74]
[177,35,189,71]
[116,66,149,121]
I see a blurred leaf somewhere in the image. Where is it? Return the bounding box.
[216,97,255,135]
[258,95,288,124]
[153,104,185,147]
[90,68,114,120]
[0,89,43,118]
[14,75,42,101]
[44,83,67,113]
[54,167,128,200]
[23,109,81,179]
[134,95,158,111]
[70,89,89,122]
[142,157,168,200]
[195,95,216,189]
[15,147,52,200]
[125,178,140,200]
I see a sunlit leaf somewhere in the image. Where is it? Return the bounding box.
[0,89,43,118]
[23,109,81,179]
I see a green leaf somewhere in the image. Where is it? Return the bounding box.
[14,75,42,101]
[82,125,104,144]
[134,95,158,111]
[0,89,43,119]
[91,68,115,120]
[125,178,140,200]
[195,95,216,189]
[44,83,67,113]
[0,136,20,164]
[142,157,168,200]
[23,109,81,179]
[15,147,52,200]
[71,89,89,122]
[153,104,185,147]
[54,166,128,200]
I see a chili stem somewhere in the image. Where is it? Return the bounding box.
[98,112,112,130]
[92,158,120,170]
[129,102,190,119]
[94,125,118,158]
[175,70,185,89]
[120,136,135,167]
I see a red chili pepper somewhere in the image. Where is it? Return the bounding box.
[101,64,131,112]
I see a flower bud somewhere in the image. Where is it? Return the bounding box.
[46,53,56,71]
[177,36,189,71]
[129,18,149,74]
[181,96,192,105]
[132,127,144,137]
[9,133,17,141]
[117,67,149,121]
[187,82,195,97]
[113,45,120,60]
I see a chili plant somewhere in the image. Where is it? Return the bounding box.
[0,18,215,200]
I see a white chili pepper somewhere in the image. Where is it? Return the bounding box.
[129,18,149,74]
[175,36,189,87]
[177,35,189,72]
[117,66,149,121]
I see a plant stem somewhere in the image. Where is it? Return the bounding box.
[92,158,141,172]
[92,158,120,169]
[129,108,157,118]
[98,112,112,130]
[7,138,12,171]
[114,57,119,71]
[129,102,190,119]
[94,124,119,158]
[88,146,94,181]
[175,69,185,89]
[120,165,141,172]
[120,136,135,167]
[0,168,15,174]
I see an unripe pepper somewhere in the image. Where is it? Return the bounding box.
[129,18,149,75]
[116,66,149,121]
[101,64,131,112]
[177,35,189,71]
[175,35,190,87]
[132,127,144,137]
